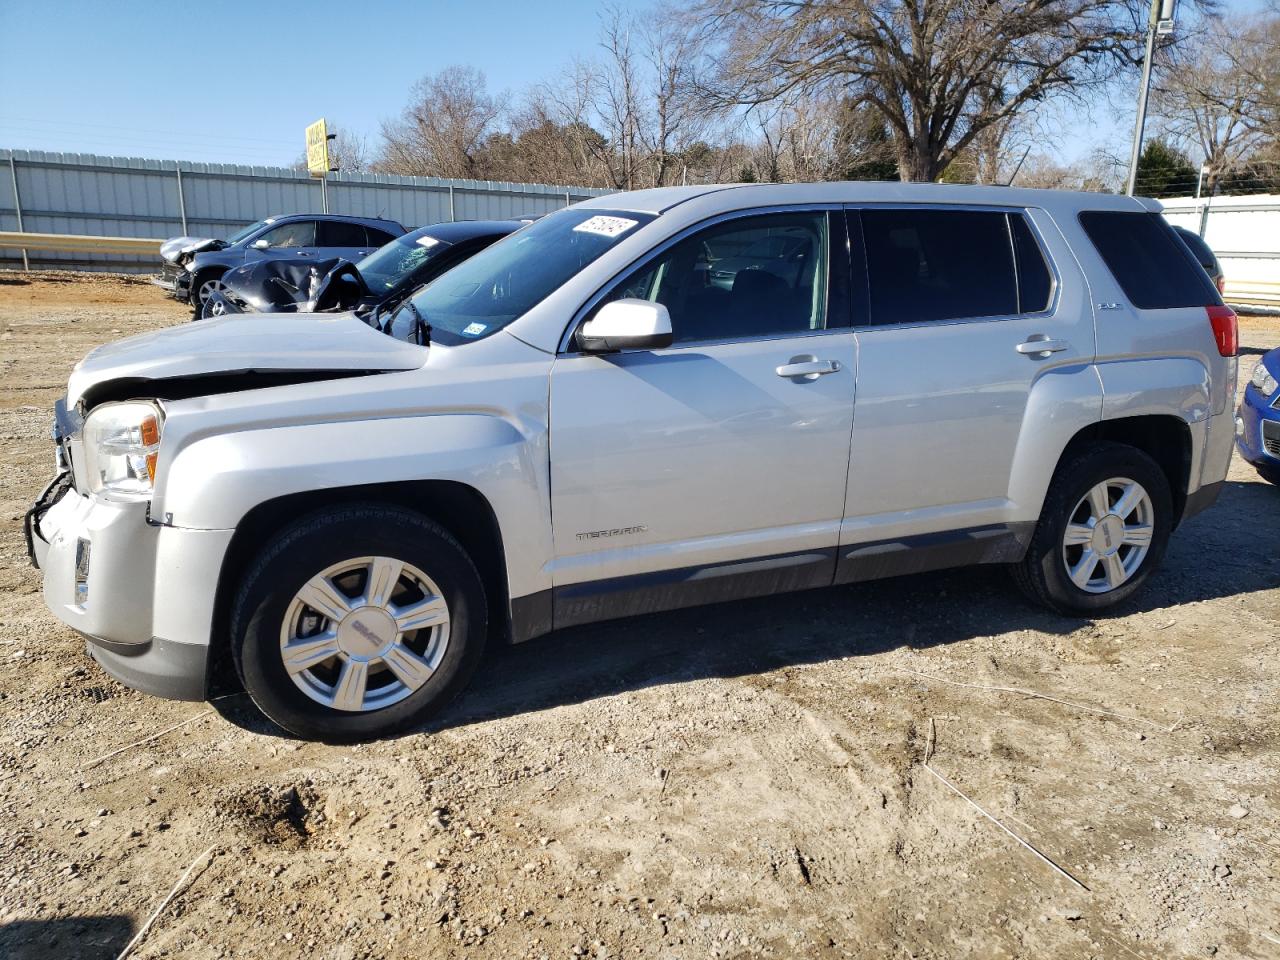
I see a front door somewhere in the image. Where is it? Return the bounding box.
[548,208,857,626]
[840,205,1095,567]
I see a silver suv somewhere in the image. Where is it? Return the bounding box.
[27,184,1238,741]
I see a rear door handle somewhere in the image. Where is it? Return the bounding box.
[776,357,841,380]
[1016,337,1069,357]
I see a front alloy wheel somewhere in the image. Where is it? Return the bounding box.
[281,557,451,713]
[195,275,227,308]
[232,505,487,742]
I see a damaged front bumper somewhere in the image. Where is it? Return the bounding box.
[30,480,234,701]
[153,261,193,301]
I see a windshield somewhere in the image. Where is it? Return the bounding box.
[226,219,270,244]
[396,208,654,346]
[357,232,452,293]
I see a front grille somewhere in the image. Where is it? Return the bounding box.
[1264,420,1280,458]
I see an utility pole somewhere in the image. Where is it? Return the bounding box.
[1126,0,1178,196]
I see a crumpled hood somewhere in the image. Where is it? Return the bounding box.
[159,236,222,263]
[67,311,425,407]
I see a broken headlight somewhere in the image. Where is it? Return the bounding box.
[81,401,164,500]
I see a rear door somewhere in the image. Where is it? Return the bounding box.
[840,205,1094,564]
[548,207,857,623]
[316,219,371,261]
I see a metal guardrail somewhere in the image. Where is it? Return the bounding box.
[0,230,162,256]
[1224,279,1280,309]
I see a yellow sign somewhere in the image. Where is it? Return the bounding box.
[305,118,331,178]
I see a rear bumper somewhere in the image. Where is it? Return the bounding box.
[34,484,233,701]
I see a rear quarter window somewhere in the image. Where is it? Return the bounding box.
[365,227,399,247]
[1078,211,1218,309]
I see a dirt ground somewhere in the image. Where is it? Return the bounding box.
[0,271,1276,960]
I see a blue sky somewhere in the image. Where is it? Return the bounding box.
[0,0,1267,170]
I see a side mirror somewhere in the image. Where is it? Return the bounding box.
[251,238,270,250]
[579,299,673,353]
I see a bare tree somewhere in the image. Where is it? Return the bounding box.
[693,0,1165,181]
[639,13,714,186]
[532,6,717,189]
[378,66,501,179]
[1152,13,1279,193]
[499,94,611,186]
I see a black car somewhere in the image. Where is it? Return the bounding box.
[201,219,528,323]
[156,213,407,313]
[1173,225,1225,295]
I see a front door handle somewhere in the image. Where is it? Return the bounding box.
[776,356,841,380]
[1016,336,1069,357]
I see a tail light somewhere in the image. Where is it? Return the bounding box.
[1207,304,1237,357]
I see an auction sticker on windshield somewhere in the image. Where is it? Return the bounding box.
[416,236,442,248]
[572,215,638,238]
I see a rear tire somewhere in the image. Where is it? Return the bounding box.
[1013,443,1173,615]
[230,504,487,742]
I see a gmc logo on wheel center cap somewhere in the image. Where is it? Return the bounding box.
[350,620,383,644]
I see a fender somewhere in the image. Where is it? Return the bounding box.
[1095,356,1211,425]
[1097,356,1211,492]
[1005,364,1105,521]
[159,413,554,602]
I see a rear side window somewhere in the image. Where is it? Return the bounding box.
[862,209,1018,325]
[317,220,367,247]
[1079,211,1217,309]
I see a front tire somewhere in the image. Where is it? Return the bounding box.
[191,271,227,317]
[1013,443,1173,615]
[230,505,487,742]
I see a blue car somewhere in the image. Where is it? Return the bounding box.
[1237,348,1280,485]
[155,213,406,313]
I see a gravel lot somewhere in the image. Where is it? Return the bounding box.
[0,271,1277,960]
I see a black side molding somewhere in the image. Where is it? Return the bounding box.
[507,522,1035,643]
[835,523,1033,585]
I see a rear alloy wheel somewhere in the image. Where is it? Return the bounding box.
[1060,478,1155,594]
[1013,443,1172,615]
[232,505,487,741]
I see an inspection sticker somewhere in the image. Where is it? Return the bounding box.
[572,215,638,238]
[416,235,442,248]
[462,322,488,336]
